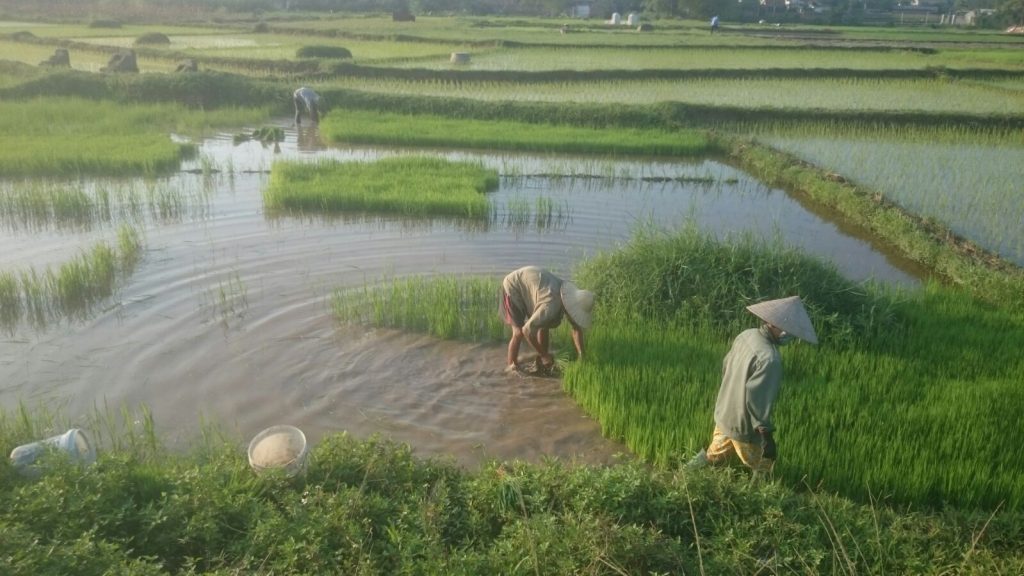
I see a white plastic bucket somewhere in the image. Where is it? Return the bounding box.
[247,425,308,477]
[9,428,97,476]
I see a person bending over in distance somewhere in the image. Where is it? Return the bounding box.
[689,296,819,477]
[501,266,595,376]
[293,86,321,126]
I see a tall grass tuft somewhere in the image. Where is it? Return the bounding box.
[332,274,507,342]
[1,404,1022,574]
[0,224,144,332]
[264,156,498,218]
[576,224,901,345]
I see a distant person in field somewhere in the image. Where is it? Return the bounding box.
[293,86,321,126]
[689,296,818,476]
[710,15,720,34]
[501,266,595,376]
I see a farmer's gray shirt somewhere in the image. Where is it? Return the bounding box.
[713,326,783,443]
[294,87,319,108]
[502,266,564,336]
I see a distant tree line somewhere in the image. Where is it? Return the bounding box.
[0,0,1020,25]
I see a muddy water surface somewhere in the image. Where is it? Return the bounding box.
[0,125,922,467]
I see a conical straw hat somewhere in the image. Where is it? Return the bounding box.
[560,281,595,329]
[746,296,818,345]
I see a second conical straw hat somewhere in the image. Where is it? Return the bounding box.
[746,296,818,345]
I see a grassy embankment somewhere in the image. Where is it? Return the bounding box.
[2,405,1022,574]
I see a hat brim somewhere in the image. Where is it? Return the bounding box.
[560,282,594,330]
[746,296,818,345]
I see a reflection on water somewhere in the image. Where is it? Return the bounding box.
[0,124,925,467]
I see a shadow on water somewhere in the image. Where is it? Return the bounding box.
[0,122,930,466]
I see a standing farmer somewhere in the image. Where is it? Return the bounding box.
[501,266,595,375]
[293,86,321,126]
[710,15,720,34]
[689,296,818,475]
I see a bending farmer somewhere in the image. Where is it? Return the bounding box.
[501,266,594,375]
[690,296,818,475]
[293,86,321,126]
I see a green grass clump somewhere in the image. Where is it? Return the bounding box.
[0,407,1022,574]
[264,156,497,218]
[296,44,352,59]
[0,225,144,332]
[134,32,170,45]
[321,109,716,156]
[333,274,506,342]
[575,225,899,345]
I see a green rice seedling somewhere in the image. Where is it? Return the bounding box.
[205,271,248,325]
[251,125,284,143]
[0,224,144,332]
[264,156,497,218]
[500,196,531,229]
[321,109,715,157]
[533,195,570,229]
[47,242,118,318]
[0,271,20,328]
[18,268,49,330]
[332,274,508,342]
[0,179,208,232]
[576,223,898,342]
[117,224,143,270]
[327,76,1024,115]
[0,181,92,230]
[379,46,1019,72]
[747,125,1024,266]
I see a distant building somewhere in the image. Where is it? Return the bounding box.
[569,3,591,18]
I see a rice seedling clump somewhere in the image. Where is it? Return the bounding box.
[264,156,498,218]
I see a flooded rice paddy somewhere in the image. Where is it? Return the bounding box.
[0,124,923,467]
